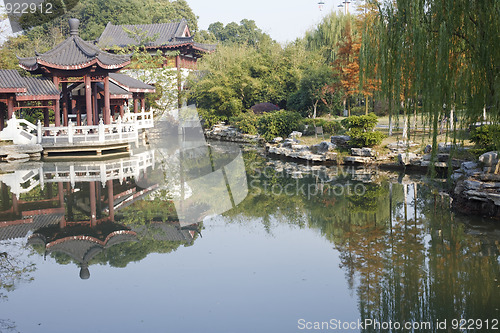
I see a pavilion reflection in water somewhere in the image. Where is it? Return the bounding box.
[0,109,250,278]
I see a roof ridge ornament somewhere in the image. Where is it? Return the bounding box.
[69,18,80,37]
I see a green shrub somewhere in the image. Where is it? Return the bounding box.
[341,113,385,147]
[323,121,343,134]
[198,109,228,129]
[230,112,259,135]
[257,110,302,141]
[348,130,386,147]
[341,113,378,131]
[470,124,500,150]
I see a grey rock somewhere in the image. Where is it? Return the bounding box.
[424,144,432,154]
[6,153,30,162]
[272,137,283,143]
[351,147,375,157]
[464,180,482,190]
[344,156,372,164]
[437,153,450,162]
[483,166,496,174]
[331,135,351,147]
[311,141,336,154]
[479,151,498,166]
[398,152,418,165]
[462,161,479,170]
[289,131,303,139]
[434,162,448,168]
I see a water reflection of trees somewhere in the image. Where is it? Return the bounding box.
[230,156,499,330]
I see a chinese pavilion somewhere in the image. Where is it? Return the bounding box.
[0,18,156,157]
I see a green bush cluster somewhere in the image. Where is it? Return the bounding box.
[230,112,259,135]
[198,109,228,129]
[341,113,385,147]
[470,124,500,150]
[257,110,302,141]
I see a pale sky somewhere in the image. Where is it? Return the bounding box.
[0,0,357,44]
[187,0,355,44]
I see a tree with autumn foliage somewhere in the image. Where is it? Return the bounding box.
[331,23,360,117]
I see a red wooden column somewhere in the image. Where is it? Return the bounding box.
[12,194,18,215]
[58,182,64,207]
[7,95,14,119]
[89,181,97,227]
[62,82,68,126]
[85,75,93,125]
[107,180,114,221]
[133,93,139,113]
[52,76,61,126]
[103,76,111,124]
[140,93,145,112]
[42,101,50,127]
[92,82,98,123]
[0,103,5,130]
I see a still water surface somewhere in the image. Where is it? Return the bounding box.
[0,139,499,333]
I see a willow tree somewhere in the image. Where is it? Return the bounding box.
[362,0,500,149]
[305,12,355,64]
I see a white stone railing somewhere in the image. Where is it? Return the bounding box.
[40,151,155,188]
[38,116,139,145]
[122,109,154,129]
[0,115,38,144]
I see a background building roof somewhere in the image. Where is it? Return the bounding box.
[98,19,216,53]
[18,19,131,71]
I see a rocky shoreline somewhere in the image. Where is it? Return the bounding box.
[205,124,500,219]
[452,152,500,218]
[0,144,43,163]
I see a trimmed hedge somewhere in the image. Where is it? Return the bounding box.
[341,113,385,147]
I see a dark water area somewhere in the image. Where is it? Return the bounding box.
[0,136,499,332]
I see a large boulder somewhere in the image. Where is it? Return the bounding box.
[311,141,336,154]
[479,151,498,166]
[351,147,375,157]
[331,135,351,147]
[398,152,418,166]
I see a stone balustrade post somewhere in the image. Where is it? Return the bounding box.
[37,120,42,144]
[98,118,105,142]
[68,120,74,144]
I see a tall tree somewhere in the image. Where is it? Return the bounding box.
[363,0,500,144]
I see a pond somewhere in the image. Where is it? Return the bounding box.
[0,126,499,333]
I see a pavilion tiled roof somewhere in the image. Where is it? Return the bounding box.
[109,73,155,93]
[97,80,132,98]
[0,69,59,99]
[97,19,216,53]
[0,69,27,93]
[0,213,64,241]
[18,76,60,99]
[18,19,131,71]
